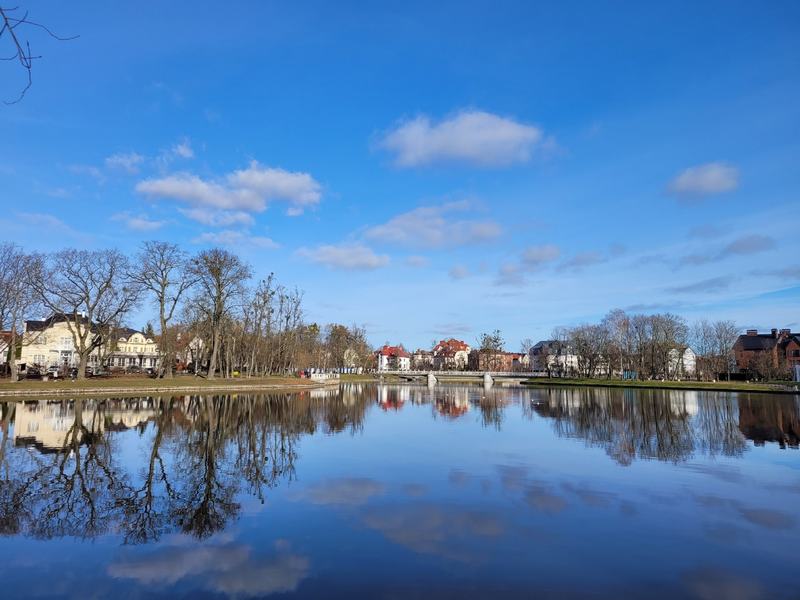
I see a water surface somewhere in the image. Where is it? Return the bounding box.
[1,384,798,598]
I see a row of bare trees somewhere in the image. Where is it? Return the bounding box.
[0,242,374,381]
[547,310,739,381]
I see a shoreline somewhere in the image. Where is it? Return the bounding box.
[0,377,335,400]
[521,377,800,395]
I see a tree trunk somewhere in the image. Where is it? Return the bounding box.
[8,329,19,383]
[208,328,220,379]
[78,352,88,380]
[160,313,173,379]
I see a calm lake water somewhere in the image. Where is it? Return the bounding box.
[0,383,798,599]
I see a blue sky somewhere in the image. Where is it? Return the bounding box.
[2,1,799,349]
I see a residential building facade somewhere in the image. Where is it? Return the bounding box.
[19,314,103,371]
[376,344,411,371]
[667,347,697,379]
[529,340,579,376]
[107,328,160,370]
[734,328,800,377]
[0,331,12,374]
[412,349,434,370]
[432,338,471,370]
[468,349,529,372]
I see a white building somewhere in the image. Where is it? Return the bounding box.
[376,344,411,371]
[107,328,160,370]
[529,340,579,376]
[667,347,697,379]
[19,314,103,371]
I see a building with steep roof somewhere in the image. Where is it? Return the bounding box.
[19,313,104,371]
[376,344,411,371]
[432,338,471,370]
[734,328,800,376]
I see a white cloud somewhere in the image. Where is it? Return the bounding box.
[405,255,429,268]
[137,161,322,215]
[721,234,775,256]
[521,244,560,269]
[17,212,70,230]
[378,110,545,167]
[449,265,470,280]
[668,162,739,198]
[68,164,105,182]
[178,207,254,227]
[559,251,606,271]
[495,263,526,286]
[193,229,279,249]
[109,540,309,597]
[171,139,194,159]
[297,243,389,270]
[105,152,145,174]
[298,478,386,506]
[365,201,501,249]
[111,211,166,231]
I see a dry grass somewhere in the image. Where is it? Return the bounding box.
[0,375,321,399]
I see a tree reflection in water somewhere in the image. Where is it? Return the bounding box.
[0,388,369,543]
[525,387,799,465]
[0,385,797,546]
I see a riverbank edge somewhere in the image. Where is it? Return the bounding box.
[521,378,800,395]
[0,380,335,400]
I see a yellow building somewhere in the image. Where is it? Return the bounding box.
[108,328,160,370]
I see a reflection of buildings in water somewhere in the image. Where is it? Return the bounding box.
[13,400,156,452]
[668,390,699,417]
[0,392,374,544]
[376,385,410,411]
[738,396,800,449]
[340,383,366,406]
[434,386,471,419]
[307,386,341,400]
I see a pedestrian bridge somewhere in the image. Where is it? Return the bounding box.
[379,370,541,386]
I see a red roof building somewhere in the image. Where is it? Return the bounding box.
[376,344,411,371]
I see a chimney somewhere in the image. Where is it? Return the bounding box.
[771,328,778,338]
[746,329,758,336]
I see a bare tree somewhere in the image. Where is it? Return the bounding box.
[188,248,252,379]
[31,249,139,379]
[712,320,739,381]
[691,319,716,381]
[0,5,78,104]
[477,329,504,371]
[130,242,196,379]
[0,243,39,381]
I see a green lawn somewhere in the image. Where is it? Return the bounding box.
[521,377,800,394]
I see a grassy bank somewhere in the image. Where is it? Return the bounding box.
[339,373,380,382]
[521,377,800,394]
[0,375,325,400]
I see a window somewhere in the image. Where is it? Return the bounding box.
[792,350,800,358]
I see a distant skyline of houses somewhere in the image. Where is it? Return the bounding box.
[373,328,799,381]
[3,311,799,382]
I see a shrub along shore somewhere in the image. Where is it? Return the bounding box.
[521,377,800,394]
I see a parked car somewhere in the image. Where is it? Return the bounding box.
[126,365,143,374]
[92,368,110,378]
[47,365,62,379]
[25,367,42,380]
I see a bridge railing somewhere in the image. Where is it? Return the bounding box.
[381,370,545,377]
